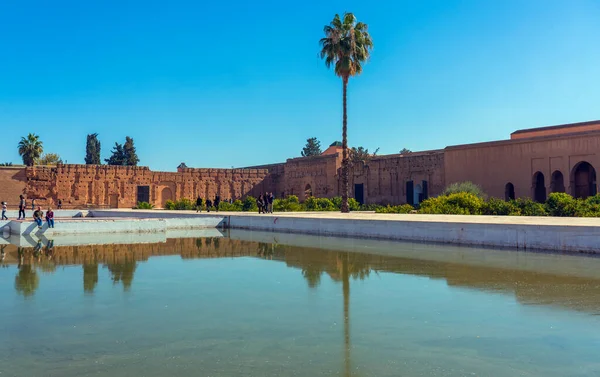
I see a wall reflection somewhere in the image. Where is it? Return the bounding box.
[2,236,600,317]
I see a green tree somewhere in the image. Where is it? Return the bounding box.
[320,13,373,213]
[105,142,126,165]
[18,133,43,166]
[39,153,63,165]
[350,146,379,163]
[399,148,412,155]
[85,133,102,165]
[123,136,139,166]
[301,137,322,157]
[0,162,13,166]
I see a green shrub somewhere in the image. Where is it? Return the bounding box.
[481,197,520,216]
[242,196,258,212]
[273,196,303,212]
[331,197,361,211]
[375,204,414,214]
[419,192,484,215]
[134,201,154,209]
[545,192,578,217]
[218,200,243,211]
[163,198,195,210]
[164,200,175,210]
[514,198,547,216]
[305,196,336,211]
[443,181,487,199]
[360,203,383,211]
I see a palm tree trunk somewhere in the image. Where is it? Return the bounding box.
[341,76,350,213]
[343,254,351,377]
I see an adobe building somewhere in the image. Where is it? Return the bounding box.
[0,120,599,209]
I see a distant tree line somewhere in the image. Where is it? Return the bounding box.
[15,133,139,166]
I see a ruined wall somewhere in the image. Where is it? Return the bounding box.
[0,167,27,208]
[25,165,272,209]
[345,151,445,204]
[283,153,342,199]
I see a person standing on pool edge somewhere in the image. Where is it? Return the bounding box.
[196,196,203,213]
[1,201,7,220]
[214,195,220,212]
[18,195,26,220]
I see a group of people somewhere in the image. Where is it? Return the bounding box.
[0,195,57,229]
[258,192,274,214]
[195,195,223,212]
[33,207,55,229]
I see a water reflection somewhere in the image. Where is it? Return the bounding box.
[2,235,600,316]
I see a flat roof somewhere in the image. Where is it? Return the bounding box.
[511,120,600,136]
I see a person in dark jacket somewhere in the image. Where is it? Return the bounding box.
[196,197,203,213]
[214,195,220,212]
[33,206,44,229]
[206,199,212,212]
[257,195,265,214]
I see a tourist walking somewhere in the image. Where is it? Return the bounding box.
[214,195,220,212]
[1,202,7,220]
[18,195,26,220]
[196,196,203,213]
[33,206,44,229]
[31,198,35,211]
[206,198,212,212]
[57,199,62,209]
[46,208,55,228]
[257,194,265,214]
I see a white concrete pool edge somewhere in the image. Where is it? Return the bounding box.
[88,210,600,254]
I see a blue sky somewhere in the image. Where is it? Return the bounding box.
[1,0,600,171]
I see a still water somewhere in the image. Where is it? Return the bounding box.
[1,230,600,377]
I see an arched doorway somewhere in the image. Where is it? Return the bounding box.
[550,171,565,193]
[413,184,423,205]
[505,183,515,201]
[532,172,546,202]
[304,184,313,198]
[571,161,597,199]
[161,187,173,208]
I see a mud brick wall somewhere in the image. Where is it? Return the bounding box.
[344,151,445,205]
[0,167,27,208]
[23,165,273,209]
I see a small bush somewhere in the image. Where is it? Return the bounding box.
[443,181,487,199]
[514,198,547,216]
[360,203,383,211]
[331,197,361,211]
[375,204,414,214]
[134,201,154,209]
[218,200,243,211]
[242,196,258,212]
[481,197,520,216]
[273,195,303,212]
[164,200,175,210]
[305,196,336,211]
[419,192,484,215]
[545,192,578,217]
[164,198,195,210]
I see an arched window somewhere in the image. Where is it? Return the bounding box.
[550,171,565,193]
[304,184,313,198]
[532,172,546,202]
[571,161,597,199]
[505,183,515,201]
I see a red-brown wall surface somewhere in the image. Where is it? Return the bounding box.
[0,167,27,208]
[445,131,600,199]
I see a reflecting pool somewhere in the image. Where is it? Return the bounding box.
[1,230,600,377]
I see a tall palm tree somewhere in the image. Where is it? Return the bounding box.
[320,13,373,213]
[18,133,44,166]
